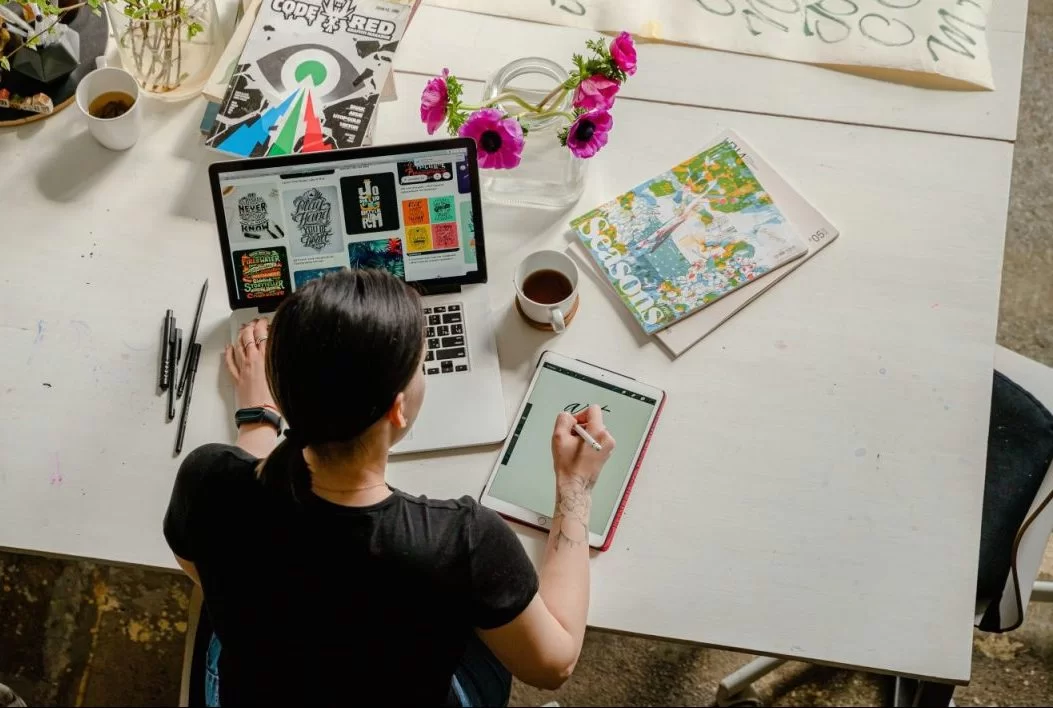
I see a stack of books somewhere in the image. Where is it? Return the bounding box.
[201,0,419,156]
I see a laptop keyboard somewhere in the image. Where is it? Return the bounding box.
[423,304,469,376]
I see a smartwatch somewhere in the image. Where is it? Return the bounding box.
[235,406,282,432]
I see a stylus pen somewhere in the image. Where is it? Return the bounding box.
[175,343,202,455]
[176,279,209,399]
[572,424,603,452]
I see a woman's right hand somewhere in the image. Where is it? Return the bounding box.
[551,405,615,488]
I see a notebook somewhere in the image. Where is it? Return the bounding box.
[568,132,808,336]
[568,130,838,357]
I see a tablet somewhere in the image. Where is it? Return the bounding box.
[480,351,665,551]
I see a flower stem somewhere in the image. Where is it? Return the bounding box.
[463,87,570,117]
[536,86,568,112]
[533,109,576,121]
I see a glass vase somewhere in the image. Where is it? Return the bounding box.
[107,0,219,100]
[480,57,586,210]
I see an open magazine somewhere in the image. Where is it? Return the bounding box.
[569,135,807,335]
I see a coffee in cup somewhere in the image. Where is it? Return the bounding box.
[514,250,579,333]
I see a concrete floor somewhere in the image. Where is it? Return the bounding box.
[2,5,1051,706]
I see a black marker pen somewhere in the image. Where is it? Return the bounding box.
[159,309,174,390]
[168,327,182,421]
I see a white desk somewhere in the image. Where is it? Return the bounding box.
[0,10,1025,687]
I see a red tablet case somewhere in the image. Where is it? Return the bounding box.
[486,353,666,552]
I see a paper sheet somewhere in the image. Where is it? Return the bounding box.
[426,0,994,90]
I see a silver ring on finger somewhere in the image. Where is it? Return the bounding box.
[254,335,268,346]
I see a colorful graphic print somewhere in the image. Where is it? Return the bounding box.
[432,222,459,250]
[429,195,455,223]
[398,160,453,185]
[206,0,415,157]
[347,238,405,279]
[402,198,429,226]
[235,247,291,300]
[293,266,344,288]
[405,225,431,252]
[340,172,399,235]
[459,200,476,264]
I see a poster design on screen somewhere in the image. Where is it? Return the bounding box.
[285,186,343,257]
[397,160,453,185]
[459,201,476,265]
[455,161,471,194]
[222,186,285,240]
[294,266,345,288]
[239,192,270,234]
[340,173,399,235]
[236,247,291,300]
[348,238,405,279]
[399,195,460,253]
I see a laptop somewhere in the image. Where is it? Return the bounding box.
[206,138,507,454]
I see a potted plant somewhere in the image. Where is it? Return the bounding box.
[0,0,218,97]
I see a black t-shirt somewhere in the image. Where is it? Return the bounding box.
[164,444,539,706]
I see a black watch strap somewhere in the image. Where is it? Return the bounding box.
[234,407,282,431]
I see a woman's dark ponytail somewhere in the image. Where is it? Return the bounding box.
[259,435,312,501]
[256,269,424,502]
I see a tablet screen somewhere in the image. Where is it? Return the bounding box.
[488,361,659,534]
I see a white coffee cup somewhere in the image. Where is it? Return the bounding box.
[514,250,579,333]
[75,67,142,151]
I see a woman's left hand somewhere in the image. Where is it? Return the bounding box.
[225,318,278,412]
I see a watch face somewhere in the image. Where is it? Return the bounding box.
[236,408,264,423]
[236,407,280,429]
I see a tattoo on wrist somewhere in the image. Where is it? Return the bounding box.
[552,476,593,551]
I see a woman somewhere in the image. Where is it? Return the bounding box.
[164,269,615,706]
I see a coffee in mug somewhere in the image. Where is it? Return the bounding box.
[522,269,574,305]
[514,250,580,333]
[75,67,143,151]
[88,91,135,119]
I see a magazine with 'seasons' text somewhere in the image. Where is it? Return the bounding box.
[568,130,838,356]
[569,133,808,336]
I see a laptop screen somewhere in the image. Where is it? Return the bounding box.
[208,138,485,311]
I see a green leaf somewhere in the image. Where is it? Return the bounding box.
[446,107,468,134]
[0,55,10,72]
[446,75,464,105]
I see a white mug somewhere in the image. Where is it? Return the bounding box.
[75,67,142,151]
[513,250,579,333]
